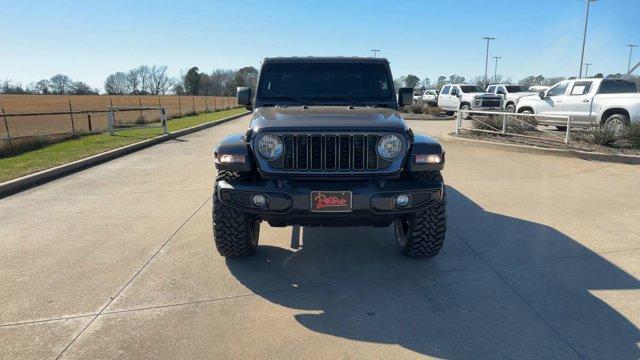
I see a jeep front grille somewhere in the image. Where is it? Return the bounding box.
[281,134,380,171]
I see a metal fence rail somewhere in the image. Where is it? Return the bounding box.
[455,110,573,144]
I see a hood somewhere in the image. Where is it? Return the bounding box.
[249,106,409,134]
[507,92,537,100]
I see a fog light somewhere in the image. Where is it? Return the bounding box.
[415,154,441,164]
[395,194,410,207]
[252,194,266,207]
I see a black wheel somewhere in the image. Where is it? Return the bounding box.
[445,111,455,116]
[603,113,630,135]
[506,103,516,113]
[394,171,447,258]
[212,170,260,258]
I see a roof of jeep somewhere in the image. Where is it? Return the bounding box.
[262,56,389,64]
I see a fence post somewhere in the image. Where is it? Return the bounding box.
[502,113,507,133]
[160,107,168,135]
[87,114,93,133]
[1,107,13,152]
[205,97,209,112]
[68,98,75,134]
[455,110,462,135]
[565,116,572,144]
[107,108,115,135]
[109,97,116,124]
[138,97,143,119]
[192,97,196,113]
[178,98,182,117]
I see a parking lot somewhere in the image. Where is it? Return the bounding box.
[1,114,639,359]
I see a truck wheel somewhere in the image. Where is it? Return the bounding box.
[212,170,260,258]
[506,104,516,112]
[460,104,471,119]
[603,114,630,135]
[394,171,447,258]
[445,111,455,116]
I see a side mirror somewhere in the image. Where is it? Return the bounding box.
[237,87,251,106]
[538,91,546,100]
[398,87,413,106]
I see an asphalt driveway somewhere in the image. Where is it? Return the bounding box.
[1,115,638,359]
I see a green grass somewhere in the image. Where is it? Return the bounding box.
[0,108,248,183]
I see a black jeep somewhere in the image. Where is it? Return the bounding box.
[213,57,446,258]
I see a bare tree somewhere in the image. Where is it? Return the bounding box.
[49,74,72,94]
[104,72,130,95]
[126,69,141,94]
[148,65,173,95]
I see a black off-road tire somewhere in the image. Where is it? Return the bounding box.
[394,171,447,258]
[212,170,260,258]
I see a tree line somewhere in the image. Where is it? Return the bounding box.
[0,65,258,96]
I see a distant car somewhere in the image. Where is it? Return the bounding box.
[486,84,536,112]
[437,84,503,116]
[516,78,640,131]
[417,89,439,106]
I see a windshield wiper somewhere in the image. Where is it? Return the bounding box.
[326,96,367,106]
[275,95,313,105]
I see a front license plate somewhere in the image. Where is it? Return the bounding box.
[310,191,352,212]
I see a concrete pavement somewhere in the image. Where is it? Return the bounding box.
[1,115,638,359]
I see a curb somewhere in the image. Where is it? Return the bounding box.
[0,111,250,198]
[441,132,640,165]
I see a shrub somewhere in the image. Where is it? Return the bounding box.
[472,114,531,134]
[622,123,640,148]
[135,116,146,125]
[184,110,197,117]
[576,126,619,146]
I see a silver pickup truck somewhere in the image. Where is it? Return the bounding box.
[515,78,640,130]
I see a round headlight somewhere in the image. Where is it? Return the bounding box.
[377,134,402,160]
[257,133,283,160]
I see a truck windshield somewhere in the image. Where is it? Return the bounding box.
[506,86,528,93]
[257,62,393,102]
[460,85,483,93]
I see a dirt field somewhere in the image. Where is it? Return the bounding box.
[0,95,238,138]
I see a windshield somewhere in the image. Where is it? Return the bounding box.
[460,85,484,93]
[506,86,528,93]
[257,62,393,102]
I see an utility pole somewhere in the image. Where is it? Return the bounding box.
[583,63,592,78]
[493,56,502,83]
[482,37,495,87]
[627,44,638,78]
[370,49,381,58]
[579,0,597,78]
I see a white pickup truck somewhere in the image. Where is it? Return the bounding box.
[515,78,640,130]
[437,84,503,115]
[414,89,439,106]
[485,84,536,112]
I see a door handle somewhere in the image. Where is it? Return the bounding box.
[582,99,590,103]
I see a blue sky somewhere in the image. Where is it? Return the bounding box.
[1,0,638,90]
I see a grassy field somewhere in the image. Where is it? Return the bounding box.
[0,107,247,183]
[0,94,238,139]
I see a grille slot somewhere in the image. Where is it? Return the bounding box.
[280,134,382,172]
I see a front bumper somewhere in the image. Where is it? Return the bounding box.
[217,178,443,227]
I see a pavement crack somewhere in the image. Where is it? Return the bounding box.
[54,195,212,359]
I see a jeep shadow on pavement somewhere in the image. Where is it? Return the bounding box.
[212,57,447,259]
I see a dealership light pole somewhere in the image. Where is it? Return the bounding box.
[583,63,592,77]
[370,49,381,58]
[627,44,638,78]
[578,0,597,78]
[483,37,495,87]
[493,56,502,83]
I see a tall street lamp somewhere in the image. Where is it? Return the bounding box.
[370,49,381,58]
[579,0,597,78]
[583,63,592,78]
[627,44,638,78]
[483,37,495,87]
[493,56,502,83]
